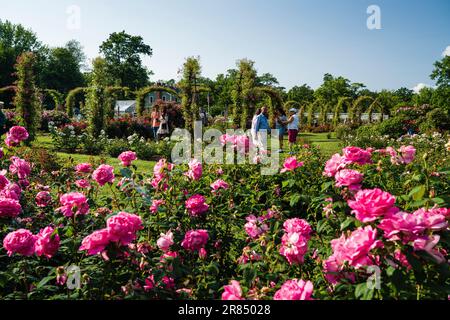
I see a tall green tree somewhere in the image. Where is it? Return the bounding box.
[0,20,44,106]
[86,57,109,137]
[99,31,153,89]
[13,52,41,142]
[431,55,450,88]
[287,84,314,106]
[40,41,86,94]
[179,56,202,131]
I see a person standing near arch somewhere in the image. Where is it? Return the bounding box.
[286,108,299,154]
[151,105,161,141]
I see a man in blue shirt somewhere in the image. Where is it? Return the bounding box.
[254,107,271,151]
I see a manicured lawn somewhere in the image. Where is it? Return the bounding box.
[34,135,156,174]
[297,132,342,156]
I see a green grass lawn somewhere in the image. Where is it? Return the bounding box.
[34,135,156,174]
[33,131,341,175]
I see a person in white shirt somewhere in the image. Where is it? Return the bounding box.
[286,108,300,154]
[250,108,261,146]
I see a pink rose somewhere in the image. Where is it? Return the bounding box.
[75,179,91,189]
[0,182,21,200]
[75,163,92,173]
[244,215,269,239]
[398,145,416,164]
[79,228,110,255]
[210,179,229,193]
[348,188,397,223]
[35,191,52,208]
[34,226,60,259]
[0,175,9,190]
[5,126,29,147]
[150,199,165,214]
[106,212,143,246]
[3,229,36,256]
[274,279,313,300]
[0,197,22,218]
[181,229,209,251]
[279,232,309,265]
[342,146,372,165]
[329,226,382,269]
[281,157,304,173]
[185,159,202,181]
[92,164,115,186]
[9,156,31,179]
[56,192,89,217]
[118,151,137,167]
[222,280,244,300]
[283,218,312,236]
[334,169,363,191]
[157,230,174,252]
[323,153,346,177]
[185,194,209,217]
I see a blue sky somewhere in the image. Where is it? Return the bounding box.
[1,0,449,91]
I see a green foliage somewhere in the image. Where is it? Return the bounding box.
[99,31,153,89]
[13,52,41,142]
[231,59,257,128]
[65,87,87,117]
[430,55,450,88]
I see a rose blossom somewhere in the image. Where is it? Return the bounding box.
[279,232,309,264]
[222,280,244,300]
[75,163,92,173]
[283,218,312,236]
[79,228,110,255]
[185,158,202,181]
[274,279,314,300]
[210,179,229,193]
[348,188,398,223]
[92,164,115,186]
[323,153,346,177]
[157,230,174,252]
[35,191,52,208]
[244,215,269,239]
[75,179,91,189]
[5,126,29,147]
[106,212,143,246]
[281,157,304,173]
[9,156,31,179]
[56,192,89,217]
[0,175,10,191]
[185,194,209,217]
[150,199,165,214]
[342,146,372,165]
[3,229,36,256]
[398,145,416,164]
[181,229,209,251]
[0,182,21,200]
[0,197,22,218]
[334,169,363,191]
[34,226,60,259]
[118,151,137,167]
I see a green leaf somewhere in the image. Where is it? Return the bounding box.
[289,193,301,207]
[340,217,355,231]
[409,185,426,201]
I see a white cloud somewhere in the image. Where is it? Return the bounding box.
[443,46,450,57]
[412,83,431,94]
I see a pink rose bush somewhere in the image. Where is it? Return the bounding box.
[0,138,448,300]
